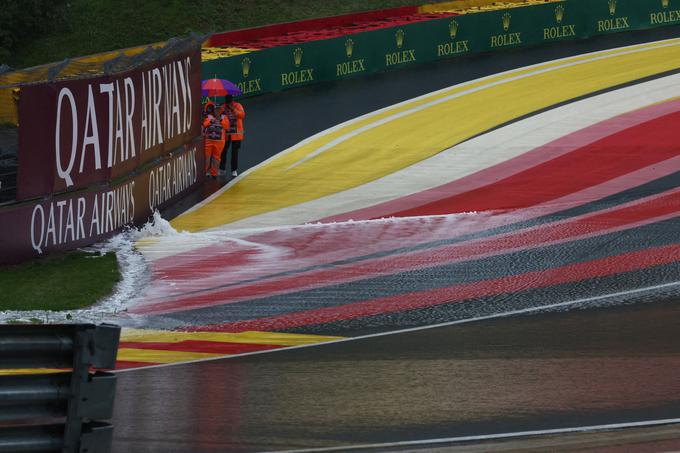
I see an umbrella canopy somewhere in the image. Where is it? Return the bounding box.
[201,78,242,97]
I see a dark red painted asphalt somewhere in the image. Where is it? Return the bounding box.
[118,341,282,354]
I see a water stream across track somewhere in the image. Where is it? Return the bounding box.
[105,26,680,452]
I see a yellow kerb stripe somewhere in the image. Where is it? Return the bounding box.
[0,368,65,376]
[121,328,343,346]
[117,348,224,364]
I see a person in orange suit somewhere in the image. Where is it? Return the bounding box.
[202,100,215,123]
[203,103,229,178]
[219,95,246,177]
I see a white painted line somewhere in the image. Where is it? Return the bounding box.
[114,279,680,373]
[261,417,680,453]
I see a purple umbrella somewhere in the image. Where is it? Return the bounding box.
[201,78,242,97]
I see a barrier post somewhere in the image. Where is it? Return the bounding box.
[0,323,121,453]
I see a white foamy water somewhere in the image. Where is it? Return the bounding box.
[131,210,501,311]
[0,212,179,324]
[0,209,499,324]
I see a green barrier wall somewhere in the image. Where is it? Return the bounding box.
[202,0,680,97]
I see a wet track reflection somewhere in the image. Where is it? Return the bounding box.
[112,300,680,452]
[111,25,680,451]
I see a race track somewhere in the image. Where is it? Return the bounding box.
[111,26,680,452]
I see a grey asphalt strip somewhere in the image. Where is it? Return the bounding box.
[112,297,680,453]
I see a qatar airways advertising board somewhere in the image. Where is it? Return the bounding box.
[0,45,205,265]
[16,48,202,201]
[0,140,204,265]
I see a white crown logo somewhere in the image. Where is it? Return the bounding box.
[396,29,405,48]
[502,12,511,32]
[345,38,354,58]
[293,48,303,67]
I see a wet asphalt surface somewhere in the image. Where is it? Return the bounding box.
[112,299,680,452]
[117,26,680,452]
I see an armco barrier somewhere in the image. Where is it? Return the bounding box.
[0,324,120,453]
[203,0,680,97]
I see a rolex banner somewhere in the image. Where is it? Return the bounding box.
[203,0,680,97]
[585,0,680,34]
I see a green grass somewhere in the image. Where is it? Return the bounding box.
[0,251,120,312]
[8,0,430,69]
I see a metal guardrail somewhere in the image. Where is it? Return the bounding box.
[0,324,121,453]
